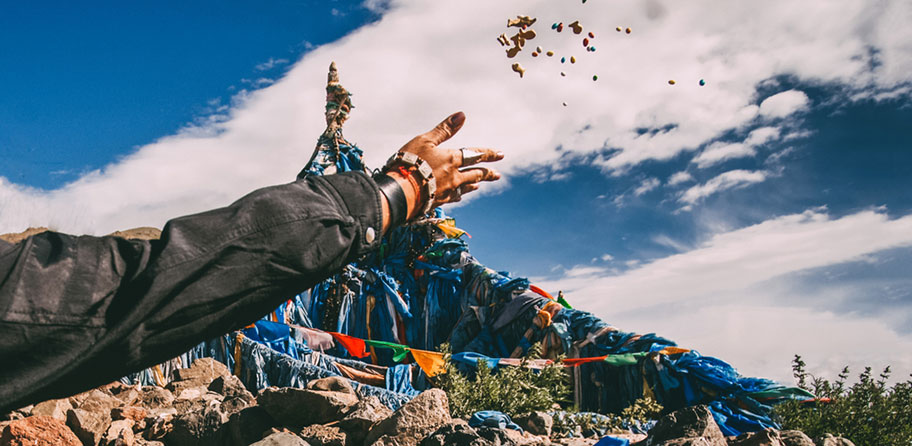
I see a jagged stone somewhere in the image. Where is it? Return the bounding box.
[208,375,256,415]
[815,434,855,446]
[76,389,123,413]
[31,398,74,422]
[136,387,175,409]
[143,412,174,441]
[112,406,148,430]
[555,439,597,446]
[729,428,784,446]
[68,408,113,446]
[643,405,726,446]
[110,385,143,407]
[222,405,276,446]
[164,401,227,446]
[1,405,33,421]
[134,438,164,446]
[514,411,553,437]
[251,431,312,446]
[298,424,348,446]
[167,358,231,394]
[258,387,358,428]
[104,419,135,446]
[365,388,451,446]
[420,423,493,446]
[477,426,550,446]
[306,376,357,396]
[338,395,393,444]
[779,430,814,446]
[0,415,82,446]
[172,389,224,414]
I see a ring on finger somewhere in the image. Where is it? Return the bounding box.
[460,148,484,166]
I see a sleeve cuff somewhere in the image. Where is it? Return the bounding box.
[319,171,384,257]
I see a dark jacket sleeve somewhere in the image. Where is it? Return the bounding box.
[0,172,382,412]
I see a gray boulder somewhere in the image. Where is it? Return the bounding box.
[365,388,452,446]
[514,411,553,437]
[306,376,357,395]
[258,387,358,427]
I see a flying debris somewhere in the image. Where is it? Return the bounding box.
[546,51,554,57]
[569,20,583,34]
[583,38,589,47]
[668,79,676,85]
[589,46,596,52]
[616,26,622,32]
[507,15,536,28]
[699,79,706,86]
[536,46,543,53]
[593,75,599,81]
[570,56,576,63]
[561,71,566,76]
[497,34,509,46]
[561,57,566,63]
[512,63,526,78]
[562,101,568,106]
[557,22,564,32]
[588,31,595,38]
[626,27,632,34]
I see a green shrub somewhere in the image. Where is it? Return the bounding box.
[436,343,571,418]
[773,355,912,446]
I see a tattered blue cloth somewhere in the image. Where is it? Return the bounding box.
[469,410,523,433]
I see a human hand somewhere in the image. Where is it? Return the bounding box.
[389,111,503,210]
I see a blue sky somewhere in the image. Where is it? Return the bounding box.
[2,0,911,384]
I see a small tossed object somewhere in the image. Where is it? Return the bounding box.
[560,71,566,76]
[588,31,595,38]
[593,75,598,81]
[589,46,596,52]
[699,79,706,86]
[562,102,568,106]
[583,38,589,47]
[570,56,576,63]
[546,51,554,57]
[626,27,632,34]
[507,15,537,28]
[497,34,510,46]
[557,23,563,32]
[552,22,559,30]
[668,79,676,85]
[616,26,622,32]
[561,56,566,63]
[569,20,583,34]
[512,63,526,78]
[532,51,539,57]
[536,46,543,53]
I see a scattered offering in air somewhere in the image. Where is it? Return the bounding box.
[570,56,576,63]
[561,56,566,63]
[616,26,622,32]
[626,27,632,34]
[593,75,599,81]
[588,31,595,38]
[512,63,526,78]
[561,71,566,76]
[583,38,589,47]
[569,21,583,34]
[589,46,596,52]
[668,79,676,85]
[536,46,543,53]
[699,79,706,86]
[546,51,554,57]
[562,102,568,106]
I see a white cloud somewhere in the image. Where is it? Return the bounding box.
[534,208,912,381]
[668,171,693,186]
[1,0,910,235]
[633,177,661,196]
[744,126,781,146]
[759,90,811,119]
[254,58,289,71]
[692,142,755,168]
[680,169,767,204]
[601,253,614,261]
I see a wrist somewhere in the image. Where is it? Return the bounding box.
[373,172,410,232]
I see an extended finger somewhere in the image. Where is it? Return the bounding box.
[458,147,505,167]
[458,167,501,184]
[423,112,466,146]
[459,183,480,194]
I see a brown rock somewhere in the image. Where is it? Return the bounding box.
[75,389,123,413]
[104,419,135,446]
[299,424,348,446]
[136,387,174,409]
[163,401,228,446]
[143,412,174,441]
[208,375,255,415]
[31,398,74,422]
[779,430,814,446]
[1,405,33,421]
[258,387,358,428]
[514,412,553,437]
[167,358,230,392]
[729,428,784,446]
[306,376,357,396]
[365,389,451,446]
[0,227,49,244]
[223,405,277,446]
[0,415,81,446]
[112,406,148,431]
[68,408,112,446]
[419,422,493,446]
[816,434,856,446]
[338,395,393,444]
[644,405,726,446]
[250,431,311,446]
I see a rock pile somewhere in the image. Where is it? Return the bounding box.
[1,360,855,446]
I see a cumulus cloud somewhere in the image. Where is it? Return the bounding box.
[668,171,694,186]
[634,177,661,196]
[692,142,755,168]
[1,0,910,234]
[680,169,768,204]
[759,90,811,119]
[254,57,289,71]
[533,208,912,381]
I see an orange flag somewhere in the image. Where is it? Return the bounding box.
[410,349,447,377]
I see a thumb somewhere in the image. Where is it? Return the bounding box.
[424,111,466,146]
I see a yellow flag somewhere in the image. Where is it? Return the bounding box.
[410,349,447,377]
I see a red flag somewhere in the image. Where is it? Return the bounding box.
[328,332,370,358]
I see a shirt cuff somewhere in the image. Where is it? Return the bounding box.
[319,171,383,257]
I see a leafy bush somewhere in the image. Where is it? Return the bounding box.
[550,397,664,438]
[773,355,912,446]
[436,343,571,418]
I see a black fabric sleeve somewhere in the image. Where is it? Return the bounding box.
[0,171,382,412]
